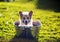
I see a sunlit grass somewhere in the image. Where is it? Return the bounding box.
[0,2,60,42]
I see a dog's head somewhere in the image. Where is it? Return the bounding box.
[19,11,33,25]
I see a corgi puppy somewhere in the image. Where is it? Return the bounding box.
[14,11,41,38]
[19,11,33,27]
[15,11,41,27]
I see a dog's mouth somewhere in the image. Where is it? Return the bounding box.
[25,21,28,25]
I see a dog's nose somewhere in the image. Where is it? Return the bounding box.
[25,21,27,23]
[24,19,28,25]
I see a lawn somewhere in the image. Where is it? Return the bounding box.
[0,2,60,42]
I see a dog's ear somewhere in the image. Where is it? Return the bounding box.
[19,11,23,19]
[29,11,33,19]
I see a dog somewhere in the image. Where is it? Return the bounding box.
[18,11,33,27]
[15,11,40,27]
[14,11,41,38]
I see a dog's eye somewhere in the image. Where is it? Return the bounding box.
[27,17,29,19]
[23,17,25,19]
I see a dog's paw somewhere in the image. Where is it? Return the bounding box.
[33,21,41,27]
[14,21,20,26]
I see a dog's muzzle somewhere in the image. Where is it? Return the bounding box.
[23,19,30,25]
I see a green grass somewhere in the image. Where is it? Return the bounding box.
[0,2,60,42]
